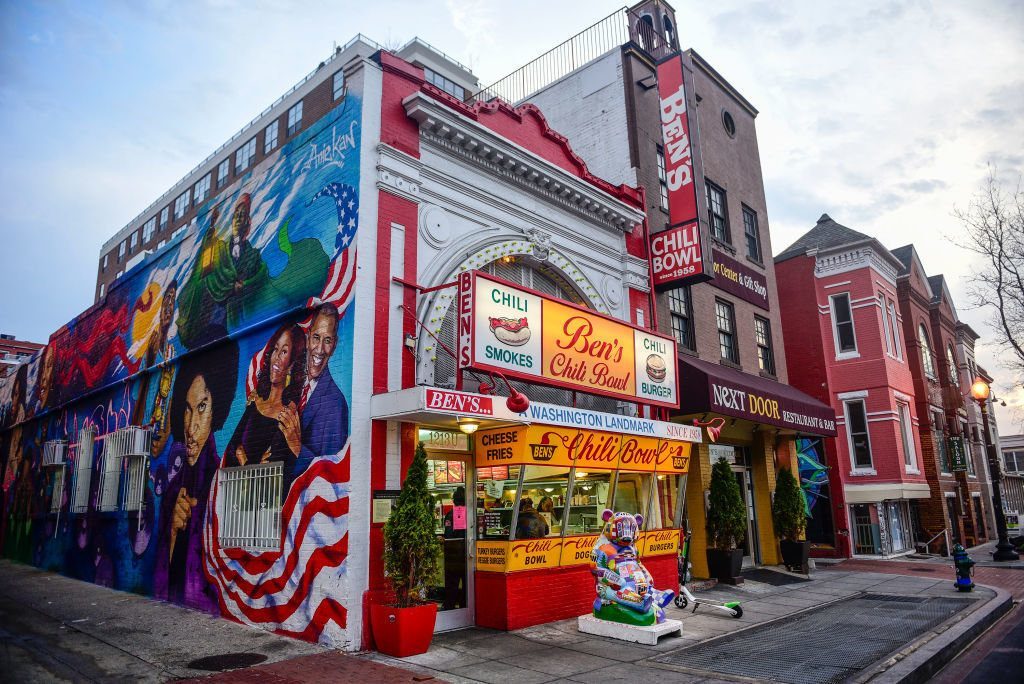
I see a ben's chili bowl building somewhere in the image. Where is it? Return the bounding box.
[363,51,708,635]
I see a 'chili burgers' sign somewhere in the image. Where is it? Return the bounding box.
[458,271,678,408]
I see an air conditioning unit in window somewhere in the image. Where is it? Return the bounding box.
[124,426,152,457]
[42,440,68,467]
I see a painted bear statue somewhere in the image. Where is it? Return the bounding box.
[589,509,675,626]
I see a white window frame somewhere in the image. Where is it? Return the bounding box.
[102,253,108,270]
[830,292,859,359]
[946,345,960,388]
[919,324,936,379]
[656,146,669,211]
[887,299,902,360]
[264,120,279,154]
[118,241,126,260]
[880,294,893,356]
[173,189,191,220]
[217,462,284,551]
[842,395,874,474]
[142,217,156,243]
[897,401,918,473]
[99,282,105,298]
[194,174,211,205]
[159,206,169,228]
[235,137,256,173]
[129,231,138,251]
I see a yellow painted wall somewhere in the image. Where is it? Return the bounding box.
[751,431,780,565]
[685,442,713,578]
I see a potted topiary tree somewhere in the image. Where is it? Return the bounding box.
[370,441,442,657]
[705,457,747,584]
[772,467,809,573]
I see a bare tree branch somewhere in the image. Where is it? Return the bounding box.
[952,167,1024,381]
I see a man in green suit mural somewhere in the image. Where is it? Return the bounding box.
[177,193,273,349]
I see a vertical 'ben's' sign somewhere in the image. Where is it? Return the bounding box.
[653,52,709,288]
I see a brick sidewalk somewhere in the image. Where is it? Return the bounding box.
[822,559,1024,599]
[183,651,435,683]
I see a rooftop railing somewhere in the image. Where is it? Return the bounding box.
[473,6,674,105]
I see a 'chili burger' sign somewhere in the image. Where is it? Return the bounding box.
[458,271,678,408]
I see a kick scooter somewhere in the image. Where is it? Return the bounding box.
[674,532,743,618]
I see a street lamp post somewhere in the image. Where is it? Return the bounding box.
[970,378,1020,562]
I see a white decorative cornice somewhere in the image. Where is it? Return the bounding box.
[377,142,422,202]
[402,91,644,234]
[815,245,899,284]
[623,255,651,293]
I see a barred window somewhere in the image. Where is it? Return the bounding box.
[218,462,284,551]
[667,286,693,350]
[71,427,96,514]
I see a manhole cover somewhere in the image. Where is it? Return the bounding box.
[187,652,268,671]
[655,593,973,684]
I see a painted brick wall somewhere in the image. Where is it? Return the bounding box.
[525,51,636,189]
[1,87,365,648]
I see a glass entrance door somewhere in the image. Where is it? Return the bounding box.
[425,456,473,631]
[732,468,759,567]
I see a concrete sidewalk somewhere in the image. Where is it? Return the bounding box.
[0,558,1009,683]
[360,568,1010,684]
[0,560,427,683]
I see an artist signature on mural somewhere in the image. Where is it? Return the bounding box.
[302,120,359,172]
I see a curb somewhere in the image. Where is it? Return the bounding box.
[858,584,1013,684]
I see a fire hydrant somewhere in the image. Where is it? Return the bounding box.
[952,544,975,592]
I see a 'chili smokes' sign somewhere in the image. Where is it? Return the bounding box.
[652,51,710,288]
[458,271,678,407]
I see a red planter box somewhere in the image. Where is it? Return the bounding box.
[369,602,438,657]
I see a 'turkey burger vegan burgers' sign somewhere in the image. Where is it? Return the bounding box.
[457,271,679,408]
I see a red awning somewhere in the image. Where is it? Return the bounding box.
[677,356,837,436]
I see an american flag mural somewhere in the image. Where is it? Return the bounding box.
[205,181,360,646]
[0,90,362,650]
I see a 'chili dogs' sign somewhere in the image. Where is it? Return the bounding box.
[458,270,678,407]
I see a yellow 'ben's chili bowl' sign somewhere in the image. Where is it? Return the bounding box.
[475,425,691,474]
[477,533,681,573]
[457,270,678,408]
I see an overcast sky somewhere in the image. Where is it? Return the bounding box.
[1,0,1021,428]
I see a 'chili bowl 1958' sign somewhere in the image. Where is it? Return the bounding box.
[459,271,678,408]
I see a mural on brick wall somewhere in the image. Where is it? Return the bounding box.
[0,92,361,646]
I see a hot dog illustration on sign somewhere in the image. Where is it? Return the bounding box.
[590,510,675,626]
[489,316,531,346]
